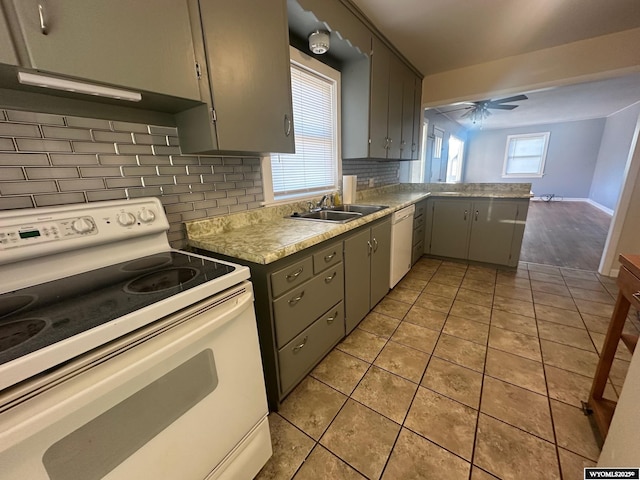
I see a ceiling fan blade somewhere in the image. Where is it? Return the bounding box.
[487,104,519,110]
[489,94,528,104]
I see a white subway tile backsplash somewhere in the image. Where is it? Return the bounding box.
[5,110,65,126]
[0,108,262,248]
[25,167,79,180]
[0,122,41,138]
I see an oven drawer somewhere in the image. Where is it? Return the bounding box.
[278,301,344,395]
[313,241,343,274]
[271,257,313,298]
[273,263,344,347]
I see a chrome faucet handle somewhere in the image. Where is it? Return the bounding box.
[306,201,315,212]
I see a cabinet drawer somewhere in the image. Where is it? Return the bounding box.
[413,224,425,246]
[413,213,425,230]
[273,263,344,347]
[414,203,426,219]
[618,266,640,310]
[271,257,313,298]
[278,301,344,395]
[412,239,424,263]
[313,242,343,274]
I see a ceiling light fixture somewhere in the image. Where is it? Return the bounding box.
[308,30,330,55]
[17,72,143,102]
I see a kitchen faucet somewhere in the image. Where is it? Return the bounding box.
[317,194,332,209]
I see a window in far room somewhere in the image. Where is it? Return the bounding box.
[445,135,464,183]
[503,132,550,178]
[262,48,340,204]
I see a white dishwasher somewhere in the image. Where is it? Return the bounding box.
[390,204,416,288]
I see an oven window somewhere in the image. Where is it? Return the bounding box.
[42,349,218,480]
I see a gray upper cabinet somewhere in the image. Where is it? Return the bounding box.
[0,5,18,65]
[177,0,295,155]
[368,36,391,159]
[9,0,200,100]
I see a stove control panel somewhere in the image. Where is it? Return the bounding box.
[0,198,170,265]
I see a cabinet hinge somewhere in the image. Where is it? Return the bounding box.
[210,108,217,124]
[195,62,202,79]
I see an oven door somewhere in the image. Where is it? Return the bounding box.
[0,282,271,480]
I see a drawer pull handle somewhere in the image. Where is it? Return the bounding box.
[367,240,373,255]
[324,252,336,262]
[464,210,468,221]
[326,311,339,324]
[633,291,640,302]
[292,336,308,353]
[325,271,337,283]
[288,291,305,305]
[373,237,379,253]
[38,3,48,35]
[474,210,479,221]
[286,267,303,281]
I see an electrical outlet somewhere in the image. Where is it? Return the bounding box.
[368,178,374,188]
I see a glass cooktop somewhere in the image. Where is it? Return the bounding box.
[0,252,235,366]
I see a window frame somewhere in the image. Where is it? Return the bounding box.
[502,132,550,178]
[261,47,341,205]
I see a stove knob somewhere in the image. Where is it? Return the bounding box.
[138,209,156,224]
[117,212,136,227]
[71,217,95,234]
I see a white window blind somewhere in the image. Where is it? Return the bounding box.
[271,63,337,198]
[503,132,550,177]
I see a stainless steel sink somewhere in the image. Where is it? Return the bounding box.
[326,204,388,215]
[288,204,388,223]
[289,210,363,223]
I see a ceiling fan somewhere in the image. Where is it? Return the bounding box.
[440,94,529,124]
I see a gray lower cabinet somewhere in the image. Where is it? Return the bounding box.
[412,199,427,264]
[344,217,391,333]
[8,0,200,100]
[0,6,17,66]
[177,0,295,155]
[428,197,530,267]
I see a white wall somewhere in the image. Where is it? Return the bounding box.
[590,103,640,210]
[464,119,605,197]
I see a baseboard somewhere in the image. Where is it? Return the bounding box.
[531,196,614,215]
[609,268,620,277]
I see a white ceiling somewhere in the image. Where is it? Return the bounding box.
[433,73,640,130]
[348,0,640,130]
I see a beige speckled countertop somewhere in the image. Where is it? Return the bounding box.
[186,183,532,264]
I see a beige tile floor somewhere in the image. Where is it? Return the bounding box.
[255,258,640,480]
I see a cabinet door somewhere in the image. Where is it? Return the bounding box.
[400,66,416,160]
[0,5,18,65]
[10,0,200,100]
[344,228,371,334]
[199,0,295,154]
[430,199,472,259]
[411,76,422,160]
[468,200,519,266]
[508,199,530,267]
[369,36,390,158]
[386,55,403,159]
[370,218,391,308]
